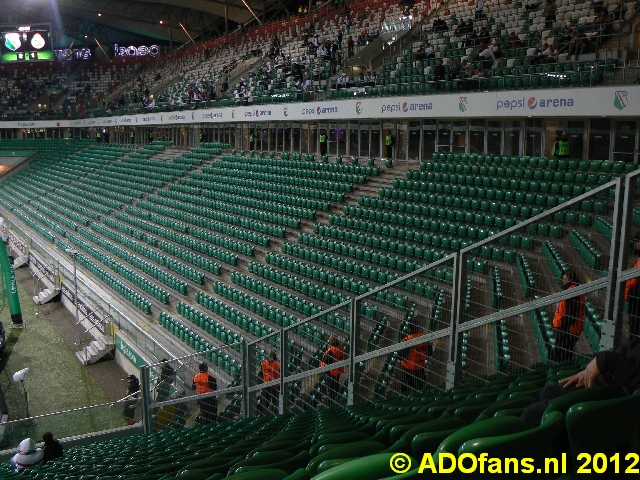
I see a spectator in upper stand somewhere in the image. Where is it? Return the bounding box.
[9,439,43,472]
[370,71,380,84]
[347,36,355,58]
[525,0,543,10]
[465,18,474,32]
[344,16,352,34]
[454,19,467,36]
[359,29,368,46]
[448,59,462,79]
[477,41,495,69]
[41,432,63,465]
[509,32,524,49]
[424,42,436,59]
[464,29,479,47]
[558,23,574,52]
[492,40,504,59]
[530,42,551,64]
[244,89,253,105]
[415,45,426,61]
[611,0,628,20]
[593,10,611,44]
[432,58,446,89]
[478,26,491,45]
[460,59,473,78]
[568,30,590,58]
[433,18,449,32]
[317,43,329,60]
[543,0,557,28]
[469,67,486,89]
[475,0,485,20]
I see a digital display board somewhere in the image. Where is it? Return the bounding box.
[0,24,54,62]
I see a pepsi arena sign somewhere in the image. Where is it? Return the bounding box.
[302,106,339,115]
[497,96,575,110]
[169,114,186,121]
[382,101,433,113]
[202,112,222,119]
[245,109,272,118]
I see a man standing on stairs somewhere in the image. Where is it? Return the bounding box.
[192,362,218,424]
[249,131,256,151]
[624,231,640,340]
[322,335,345,405]
[399,324,433,393]
[551,270,586,362]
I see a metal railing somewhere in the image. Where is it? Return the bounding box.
[135,169,640,430]
[0,214,175,364]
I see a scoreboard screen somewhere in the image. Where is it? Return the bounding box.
[0,24,54,62]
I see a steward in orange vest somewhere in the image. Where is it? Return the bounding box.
[322,336,345,404]
[551,271,585,362]
[399,326,433,393]
[192,363,217,423]
[625,232,640,339]
[260,350,281,415]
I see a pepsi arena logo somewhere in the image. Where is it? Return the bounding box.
[497,96,575,110]
[201,112,222,119]
[169,114,186,121]
[120,118,132,123]
[245,109,272,117]
[383,101,432,113]
[142,116,156,122]
[302,106,338,115]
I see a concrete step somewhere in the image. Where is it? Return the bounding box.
[33,287,60,305]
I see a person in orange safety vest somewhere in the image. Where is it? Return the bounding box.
[399,325,433,393]
[321,335,345,405]
[551,271,586,362]
[260,350,281,415]
[625,231,640,340]
[192,362,217,423]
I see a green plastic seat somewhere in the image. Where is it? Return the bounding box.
[310,453,417,480]
[458,412,565,479]
[566,394,640,473]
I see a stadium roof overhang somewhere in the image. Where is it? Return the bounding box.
[0,0,295,47]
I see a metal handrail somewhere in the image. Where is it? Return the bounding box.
[3,215,174,361]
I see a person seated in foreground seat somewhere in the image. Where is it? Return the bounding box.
[10,438,44,471]
[521,337,640,427]
[42,432,63,464]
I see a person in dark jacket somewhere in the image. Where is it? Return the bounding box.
[432,59,446,90]
[123,375,140,425]
[522,337,640,427]
[41,432,63,464]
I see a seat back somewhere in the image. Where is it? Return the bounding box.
[566,395,640,466]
